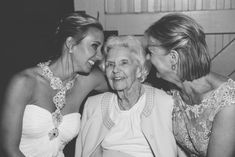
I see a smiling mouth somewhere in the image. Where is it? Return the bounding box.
[112,76,124,81]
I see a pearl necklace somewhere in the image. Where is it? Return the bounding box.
[38,61,77,140]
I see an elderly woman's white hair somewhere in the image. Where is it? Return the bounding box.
[103,35,150,82]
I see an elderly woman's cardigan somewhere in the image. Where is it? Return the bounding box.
[75,84,178,157]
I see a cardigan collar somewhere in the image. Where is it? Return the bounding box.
[101,84,155,129]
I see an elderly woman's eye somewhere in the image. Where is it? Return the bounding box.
[106,62,114,67]
[120,60,129,65]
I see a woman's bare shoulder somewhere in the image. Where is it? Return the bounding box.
[5,67,39,99]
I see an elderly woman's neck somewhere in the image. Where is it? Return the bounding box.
[117,82,144,110]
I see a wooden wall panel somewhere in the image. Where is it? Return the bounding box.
[206,35,216,58]
[211,41,235,77]
[229,71,235,80]
[120,0,128,13]
[104,0,235,13]
[75,0,235,79]
[105,10,235,35]
[148,0,155,12]
[225,0,231,9]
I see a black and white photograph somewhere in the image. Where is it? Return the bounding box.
[1,0,235,157]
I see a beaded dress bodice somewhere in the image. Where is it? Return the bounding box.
[172,79,235,157]
[19,61,81,157]
[19,105,80,157]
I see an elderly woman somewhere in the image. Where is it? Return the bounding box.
[75,36,177,157]
[144,13,235,157]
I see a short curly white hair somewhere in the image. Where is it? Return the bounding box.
[104,35,150,82]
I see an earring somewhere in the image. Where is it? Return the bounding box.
[69,49,73,53]
[172,64,176,70]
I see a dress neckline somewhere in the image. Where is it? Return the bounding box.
[26,104,80,117]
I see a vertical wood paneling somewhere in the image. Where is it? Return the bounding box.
[232,0,235,8]
[182,0,189,11]
[210,0,217,9]
[168,0,175,11]
[196,0,203,10]
[141,0,148,12]
[211,41,235,76]
[127,0,134,12]
[189,0,196,10]
[115,0,121,13]
[175,0,183,11]
[224,0,231,9]
[105,0,235,14]
[230,72,235,80]
[105,0,108,13]
[203,0,216,10]
[106,0,116,13]
[215,34,224,54]
[223,34,230,48]
[120,0,128,13]
[217,0,225,9]
[161,0,169,11]
[154,0,161,12]
[102,0,235,79]
[134,0,141,12]
[148,0,155,12]
[206,35,216,58]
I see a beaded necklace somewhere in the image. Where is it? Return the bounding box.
[38,61,77,140]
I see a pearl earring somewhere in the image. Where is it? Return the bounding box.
[69,49,73,53]
[172,64,176,70]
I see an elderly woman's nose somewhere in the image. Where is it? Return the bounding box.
[112,64,119,73]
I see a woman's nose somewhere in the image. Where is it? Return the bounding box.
[95,50,103,61]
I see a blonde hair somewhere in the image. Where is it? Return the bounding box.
[145,13,210,81]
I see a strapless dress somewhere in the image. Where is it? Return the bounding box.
[19,105,80,157]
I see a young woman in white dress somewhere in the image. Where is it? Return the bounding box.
[0,12,108,157]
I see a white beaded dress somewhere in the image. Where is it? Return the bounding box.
[19,105,80,157]
[19,62,81,157]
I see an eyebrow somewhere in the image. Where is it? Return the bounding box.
[93,41,102,45]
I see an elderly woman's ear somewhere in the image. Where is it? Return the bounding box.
[136,67,142,80]
[137,63,151,83]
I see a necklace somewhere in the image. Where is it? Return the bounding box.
[38,61,77,140]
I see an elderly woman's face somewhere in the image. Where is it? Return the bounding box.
[105,47,141,91]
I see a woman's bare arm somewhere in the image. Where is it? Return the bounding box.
[207,105,235,157]
[0,73,34,157]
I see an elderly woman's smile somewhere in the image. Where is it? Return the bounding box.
[106,47,140,91]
